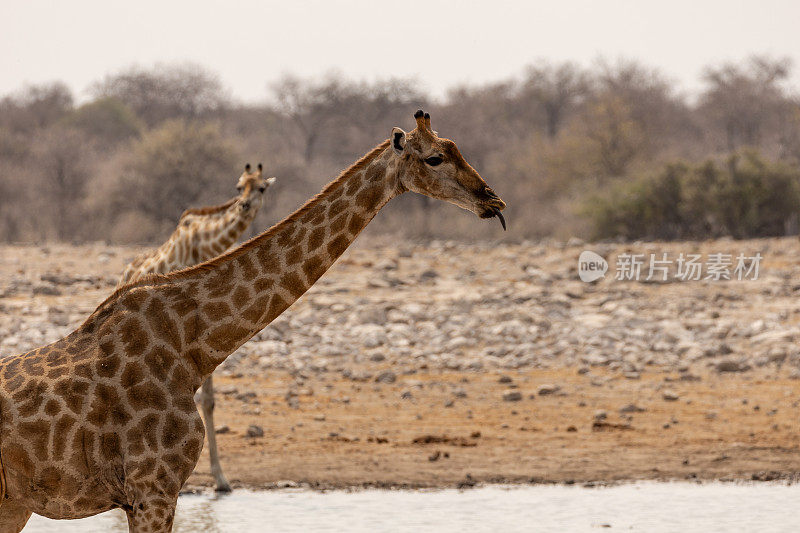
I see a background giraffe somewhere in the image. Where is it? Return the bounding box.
[119,162,275,493]
[0,110,505,532]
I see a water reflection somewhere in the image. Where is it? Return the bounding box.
[26,482,800,533]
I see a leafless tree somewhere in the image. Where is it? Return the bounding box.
[92,64,229,127]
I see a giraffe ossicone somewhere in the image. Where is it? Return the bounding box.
[0,110,506,532]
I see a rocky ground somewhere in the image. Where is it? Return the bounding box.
[2,237,800,488]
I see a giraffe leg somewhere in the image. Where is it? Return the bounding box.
[125,495,177,533]
[200,375,231,492]
[0,500,32,533]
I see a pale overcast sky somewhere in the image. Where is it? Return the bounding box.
[1,0,799,102]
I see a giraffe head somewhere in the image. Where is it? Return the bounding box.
[390,110,507,230]
[237,163,276,212]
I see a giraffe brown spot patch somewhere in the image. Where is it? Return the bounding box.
[119,317,149,356]
[54,378,89,414]
[100,432,122,460]
[300,204,327,226]
[121,362,146,389]
[4,445,34,476]
[232,286,250,308]
[293,226,308,243]
[59,472,80,499]
[205,323,249,354]
[70,429,93,475]
[44,350,69,368]
[327,235,350,259]
[307,226,326,252]
[302,255,326,283]
[120,290,148,312]
[146,299,182,352]
[163,452,183,472]
[4,374,24,392]
[329,213,347,235]
[144,346,174,382]
[126,427,144,456]
[253,277,274,293]
[365,161,386,182]
[345,176,361,196]
[44,399,60,416]
[18,419,50,461]
[348,213,365,234]
[202,301,231,322]
[75,362,93,379]
[285,245,303,266]
[183,437,202,461]
[87,383,118,426]
[267,294,289,321]
[14,380,48,417]
[139,413,160,450]
[184,348,212,376]
[53,414,76,460]
[95,354,121,378]
[173,393,196,413]
[356,183,383,210]
[236,254,259,281]
[2,356,21,381]
[328,198,348,216]
[170,295,197,317]
[65,335,93,359]
[131,457,157,478]
[328,185,344,201]
[37,466,63,491]
[21,356,45,377]
[155,464,179,494]
[255,243,277,271]
[242,295,270,323]
[279,271,306,298]
[127,382,168,410]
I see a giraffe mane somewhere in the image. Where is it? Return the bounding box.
[87,139,392,322]
[179,197,239,219]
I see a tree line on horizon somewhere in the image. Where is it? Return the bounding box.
[0,56,799,244]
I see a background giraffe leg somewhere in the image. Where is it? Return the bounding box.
[125,495,177,533]
[200,375,232,492]
[0,500,32,533]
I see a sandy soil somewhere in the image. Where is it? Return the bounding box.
[1,238,800,489]
[185,368,800,490]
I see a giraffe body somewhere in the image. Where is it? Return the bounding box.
[0,111,505,532]
[119,164,275,493]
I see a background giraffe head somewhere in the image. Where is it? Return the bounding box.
[390,110,507,230]
[236,162,276,213]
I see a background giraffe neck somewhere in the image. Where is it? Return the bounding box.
[170,140,397,377]
[198,202,258,258]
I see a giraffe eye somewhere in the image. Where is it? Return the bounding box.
[424,156,443,166]
[237,186,243,192]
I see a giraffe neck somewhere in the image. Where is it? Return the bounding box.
[195,202,258,259]
[163,140,399,378]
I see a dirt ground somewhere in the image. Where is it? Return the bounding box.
[1,239,800,490]
[186,367,800,490]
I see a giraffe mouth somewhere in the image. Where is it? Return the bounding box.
[479,205,507,231]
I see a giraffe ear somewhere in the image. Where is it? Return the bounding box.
[391,127,407,156]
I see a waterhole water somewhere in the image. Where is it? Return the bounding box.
[25,482,799,532]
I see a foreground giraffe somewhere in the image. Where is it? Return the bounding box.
[120,163,276,493]
[0,110,506,532]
